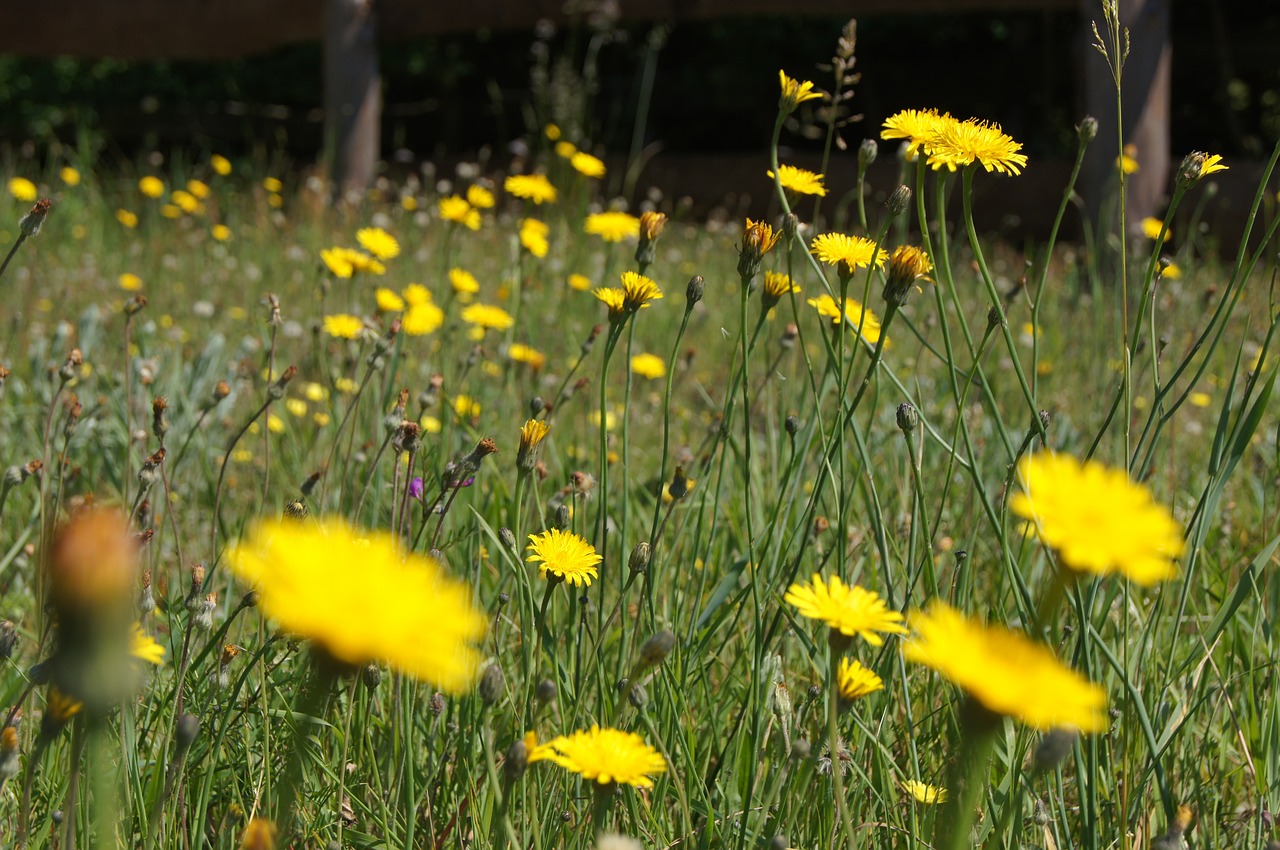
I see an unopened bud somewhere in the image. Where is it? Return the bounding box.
[986,306,1004,332]
[268,365,298,400]
[362,663,382,692]
[627,682,649,709]
[504,737,529,783]
[628,541,651,575]
[858,138,878,169]
[685,275,704,309]
[535,679,557,704]
[498,527,518,551]
[785,414,800,436]
[479,663,505,705]
[885,184,912,218]
[896,402,918,434]
[638,629,676,667]
[1077,116,1098,145]
[1032,728,1076,773]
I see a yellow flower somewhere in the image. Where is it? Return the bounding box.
[526,528,601,587]
[1197,153,1227,178]
[376,288,406,312]
[902,600,1108,732]
[403,301,444,336]
[882,245,934,305]
[285,398,308,417]
[1010,451,1184,585]
[778,70,822,113]
[567,273,592,291]
[402,282,431,305]
[544,123,561,141]
[172,189,201,214]
[116,209,139,229]
[262,177,284,193]
[8,176,37,201]
[1160,261,1182,279]
[811,232,888,275]
[357,226,400,260]
[508,343,547,369]
[529,725,666,788]
[519,218,550,258]
[312,412,331,427]
[926,117,1028,175]
[130,624,166,665]
[518,419,551,470]
[555,140,578,159]
[420,414,441,433]
[620,270,664,312]
[466,184,495,209]
[837,657,883,700]
[60,167,81,187]
[1141,217,1170,241]
[119,273,143,292]
[901,780,947,804]
[505,173,558,204]
[347,251,384,275]
[239,817,277,850]
[1117,144,1140,174]
[211,224,232,241]
[767,164,826,197]
[323,313,365,340]
[266,414,285,434]
[761,271,800,304]
[570,152,607,179]
[449,267,480,295]
[807,294,886,345]
[138,176,165,198]
[585,211,641,242]
[321,247,355,278]
[335,377,359,394]
[210,154,233,176]
[630,352,666,379]
[1189,391,1210,408]
[461,303,515,331]
[740,218,782,273]
[594,287,628,322]
[227,518,485,691]
[784,574,906,645]
[439,195,481,230]
[187,179,211,200]
[303,382,329,403]
[451,394,481,418]
[881,108,951,156]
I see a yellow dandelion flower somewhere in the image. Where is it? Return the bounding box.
[902,600,1108,732]
[116,209,139,229]
[505,173,558,204]
[60,167,81,186]
[187,179,211,200]
[1117,144,1140,174]
[8,177,38,201]
[313,412,331,427]
[321,247,355,279]
[262,177,283,193]
[811,232,888,275]
[630,352,666,379]
[926,117,1028,175]
[1141,217,1170,241]
[806,294,886,345]
[883,244,934,305]
[544,123,561,141]
[584,211,640,243]
[211,224,231,241]
[761,271,800,304]
[303,382,329,403]
[346,249,385,276]
[568,273,592,291]
[767,164,827,197]
[570,151,607,179]
[285,398,308,417]
[1010,451,1184,585]
[403,301,444,336]
[1189,391,1210,407]
[461,303,515,331]
[526,528,601,587]
[508,343,547,369]
[402,283,431,306]
[420,414,441,433]
[357,226,400,260]
[172,189,201,214]
[335,377,359,394]
[239,817,276,850]
[594,287,628,322]
[375,287,406,312]
[555,140,578,159]
[449,267,480,295]
[323,313,364,340]
[266,414,285,434]
[130,624,166,665]
[620,270,663,312]
[439,195,481,230]
[518,419,551,470]
[901,780,947,804]
[778,70,822,113]
[138,176,165,198]
[881,108,951,156]
[837,657,883,700]
[119,273,143,292]
[210,154,233,176]
[785,574,906,645]
[520,217,550,258]
[452,394,481,418]
[1197,153,1227,178]
[227,518,485,690]
[466,184,495,209]
[528,725,666,788]
[1160,261,1182,279]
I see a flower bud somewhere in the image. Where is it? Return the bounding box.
[362,663,382,692]
[885,184,912,218]
[896,403,918,434]
[685,275,705,309]
[858,138,878,169]
[19,198,52,238]
[638,629,676,667]
[628,541,651,575]
[1176,151,1206,189]
[479,663,505,705]
[785,414,800,436]
[498,527,518,552]
[1032,728,1076,773]
[1077,116,1098,145]
[504,736,529,783]
[268,365,298,400]
[535,679,557,704]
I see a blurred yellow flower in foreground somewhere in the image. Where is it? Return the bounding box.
[323,313,364,340]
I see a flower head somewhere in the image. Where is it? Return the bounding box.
[461,303,514,332]
[528,725,666,788]
[439,195,481,231]
[739,218,782,281]
[376,287,406,312]
[466,184,496,209]
[881,108,951,156]
[519,218,550,258]
[8,177,37,202]
[767,164,827,197]
[505,173,558,204]
[210,154,233,176]
[403,301,444,336]
[1010,451,1184,585]
[901,780,947,804]
[1140,217,1170,242]
[571,152,607,179]
[926,118,1028,175]
[784,574,906,645]
[620,271,663,312]
[357,227,400,260]
[1117,144,1140,174]
[779,70,822,114]
[594,288,628,322]
[517,419,550,471]
[807,294,886,345]
[585,211,641,242]
[837,657,883,701]
[138,176,165,198]
[761,272,800,307]
[526,528,602,587]
[508,343,546,369]
[323,313,365,340]
[226,518,485,691]
[630,352,666,379]
[811,233,888,276]
[130,624,166,666]
[882,245,933,306]
[902,600,1108,732]
[448,267,481,295]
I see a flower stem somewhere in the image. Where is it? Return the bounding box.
[932,699,1001,850]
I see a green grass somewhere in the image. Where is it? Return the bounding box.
[0,55,1279,850]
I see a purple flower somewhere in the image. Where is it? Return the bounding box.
[409,477,424,500]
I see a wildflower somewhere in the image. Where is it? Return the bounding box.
[926,117,1028,175]
[571,152,607,178]
[881,108,951,156]
[187,180,211,199]
[227,518,484,689]
[211,224,231,241]
[526,528,602,587]
[466,184,495,209]
[263,177,283,193]
[519,217,550,258]
[239,817,277,850]
[210,154,233,176]
[461,303,515,332]
[568,273,592,291]
[321,247,355,278]
[1141,217,1170,241]
[508,343,547,369]
[451,394,481,418]
[1117,144,1139,174]
[376,288,406,312]
[1160,260,1182,279]
[505,173,558,204]
[528,725,666,788]
[544,123,561,140]
[630,352,666,379]
[116,209,139,228]
[285,398,308,417]
[1189,152,1227,180]
[130,624,166,665]
[517,419,551,471]
[449,267,480,295]
[402,283,431,305]
[556,140,578,159]
[882,245,933,306]
[303,382,329,402]
[594,287,628,322]
[902,600,1108,731]
[403,302,444,336]
[767,164,827,197]
[811,232,887,276]
[439,195,481,230]
[778,70,822,114]
[837,657,883,700]
[901,780,947,804]
[785,574,906,645]
[761,271,799,309]
[8,177,38,202]
[807,294,886,344]
[585,211,641,242]
[323,313,365,340]
[60,167,81,186]
[172,190,201,214]
[42,687,84,736]
[267,414,285,434]
[662,469,694,503]
[357,226,400,260]
[138,176,165,198]
[738,218,782,281]
[620,270,664,312]
[1010,451,1184,585]
[119,273,143,292]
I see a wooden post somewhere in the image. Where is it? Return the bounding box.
[1079,0,1171,238]
[324,0,381,197]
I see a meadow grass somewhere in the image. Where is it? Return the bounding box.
[0,21,1279,850]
